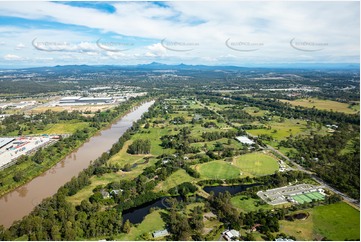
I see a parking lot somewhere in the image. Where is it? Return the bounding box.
[257,183,325,205]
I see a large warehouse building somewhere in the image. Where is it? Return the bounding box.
[0,138,15,149]
[59,96,113,104]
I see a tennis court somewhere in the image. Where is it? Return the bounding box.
[306,193,319,200]
[299,194,312,203]
[312,192,325,199]
[291,192,325,204]
[292,195,305,204]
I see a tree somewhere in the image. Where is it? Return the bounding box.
[64,221,76,240]
[50,225,61,241]
[127,139,151,154]
[13,171,24,182]
[122,219,132,233]
[244,232,255,241]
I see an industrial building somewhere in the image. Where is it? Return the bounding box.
[59,96,113,104]
[0,136,56,170]
[0,138,15,149]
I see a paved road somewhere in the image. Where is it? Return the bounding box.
[198,100,360,208]
[266,145,359,206]
[266,145,312,174]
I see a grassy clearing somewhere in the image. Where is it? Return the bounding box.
[190,138,243,151]
[190,123,235,139]
[185,202,205,213]
[41,122,90,135]
[195,160,241,179]
[247,119,307,140]
[243,106,268,117]
[154,169,195,193]
[280,98,359,114]
[339,138,357,155]
[107,141,147,166]
[116,210,166,241]
[29,104,115,114]
[279,202,360,241]
[313,202,360,240]
[350,103,360,112]
[67,159,158,205]
[208,103,233,111]
[131,127,174,156]
[233,152,279,177]
[230,195,273,213]
[6,121,90,136]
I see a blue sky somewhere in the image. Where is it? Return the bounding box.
[0,1,359,67]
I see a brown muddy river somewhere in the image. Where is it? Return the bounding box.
[0,101,154,228]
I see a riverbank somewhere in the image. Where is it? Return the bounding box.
[0,100,155,228]
[0,98,149,198]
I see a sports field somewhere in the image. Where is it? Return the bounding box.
[233,152,279,177]
[291,192,325,204]
[195,160,241,179]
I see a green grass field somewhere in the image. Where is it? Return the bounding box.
[131,127,174,156]
[231,195,273,212]
[6,121,90,136]
[313,202,360,240]
[233,152,279,177]
[107,141,148,166]
[280,98,359,114]
[247,119,306,141]
[154,169,195,193]
[195,160,241,179]
[243,106,268,117]
[279,202,360,241]
[190,123,235,139]
[41,121,90,134]
[190,138,243,151]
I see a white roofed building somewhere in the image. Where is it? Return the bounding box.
[235,136,255,145]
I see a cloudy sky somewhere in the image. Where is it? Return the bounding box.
[0,1,359,67]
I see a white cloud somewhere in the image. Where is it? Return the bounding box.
[0,1,358,66]
[15,43,25,50]
[3,54,24,60]
[145,43,166,57]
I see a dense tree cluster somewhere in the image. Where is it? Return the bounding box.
[168,182,198,197]
[127,139,151,154]
[281,129,360,198]
[164,198,205,240]
[208,191,243,230]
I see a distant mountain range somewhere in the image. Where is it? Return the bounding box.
[1,62,359,71]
